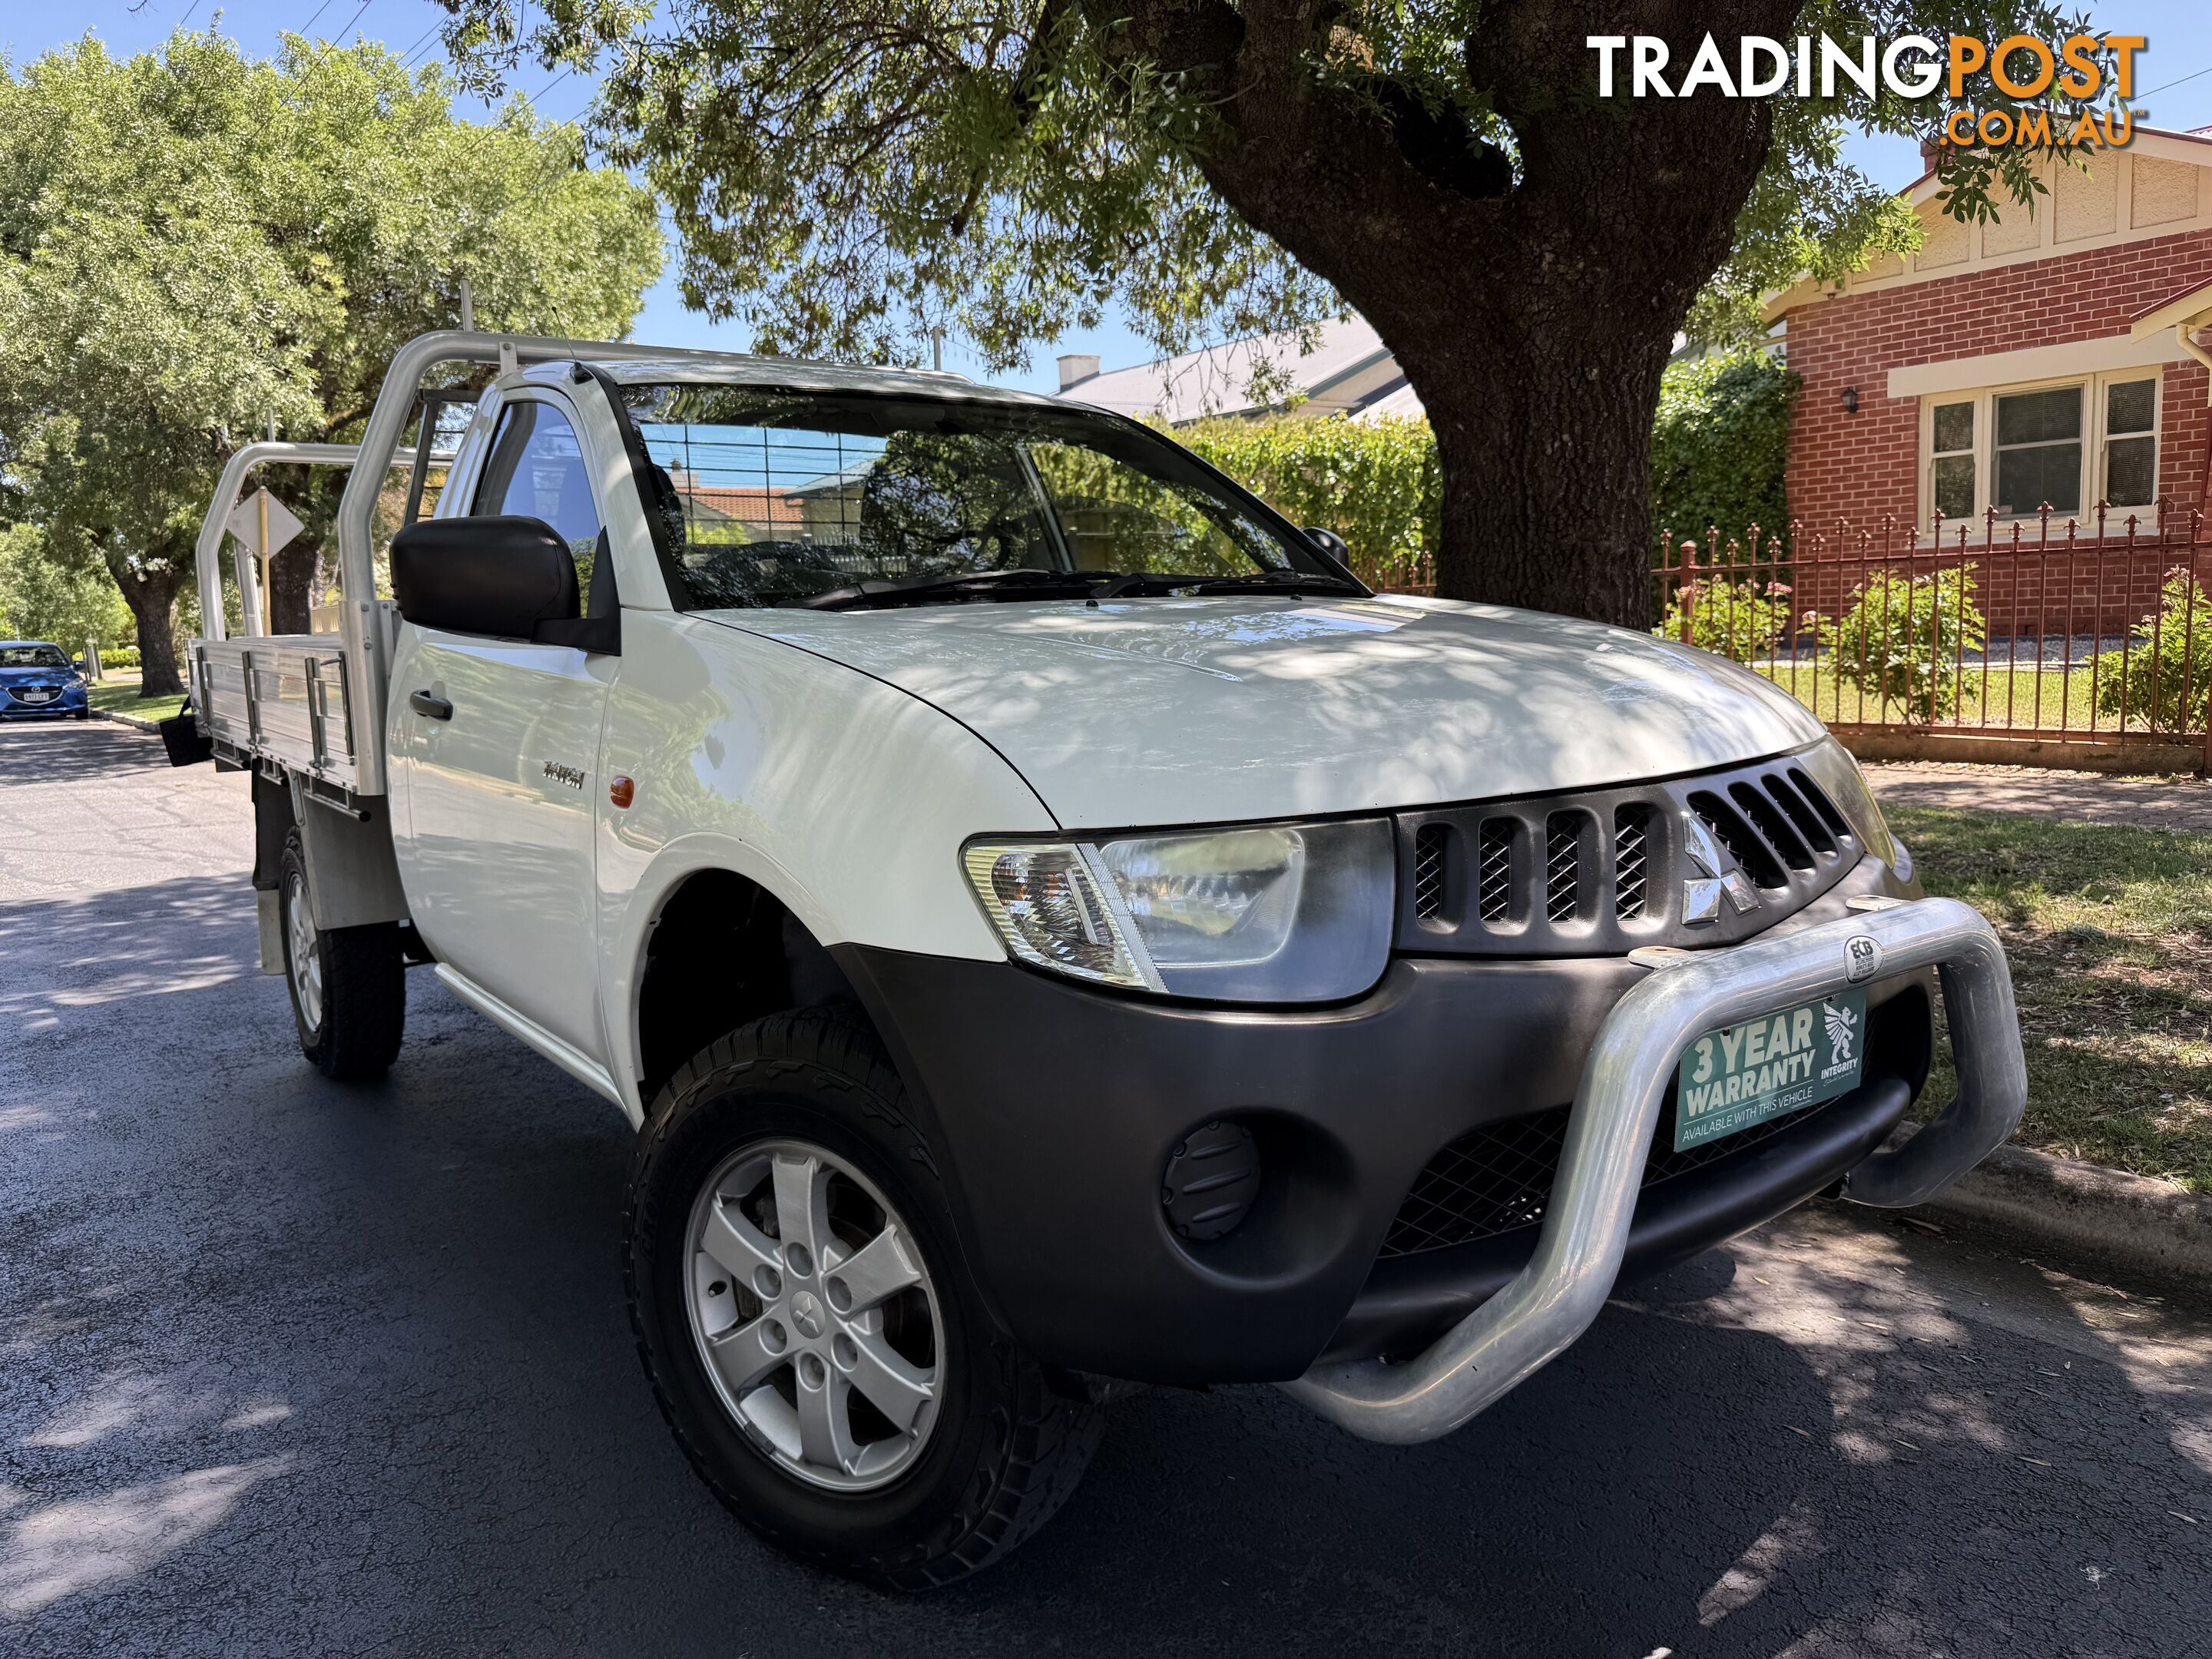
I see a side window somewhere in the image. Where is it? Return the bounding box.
[472,399,610,613]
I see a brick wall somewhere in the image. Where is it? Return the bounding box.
[1784,229,2212,543]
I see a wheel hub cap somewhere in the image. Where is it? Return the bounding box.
[788,1290,824,1339]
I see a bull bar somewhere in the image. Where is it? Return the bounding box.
[1278,896,2026,1445]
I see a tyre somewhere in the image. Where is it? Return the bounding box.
[627,1008,1104,1590]
[276,830,404,1080]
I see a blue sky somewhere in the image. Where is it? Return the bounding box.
[18,1,2212,392]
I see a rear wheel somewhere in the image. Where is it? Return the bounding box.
[277,830,403,1080]
[627,1008,1104,1589]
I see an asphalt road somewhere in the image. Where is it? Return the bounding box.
[5,719,2211,1657]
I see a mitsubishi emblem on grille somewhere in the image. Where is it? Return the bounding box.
[1681,813,1760,923]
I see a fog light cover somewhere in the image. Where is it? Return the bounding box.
[1161,1120,1262,1242]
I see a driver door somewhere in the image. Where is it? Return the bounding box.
[389,392,618,1058]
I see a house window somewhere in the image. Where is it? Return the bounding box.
[1921,371,2160,529]
[1930,401,1975,520]
[2104,379,2157,507]
[1993,386,2081,516]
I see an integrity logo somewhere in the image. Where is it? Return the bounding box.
[1587,32,2146,148]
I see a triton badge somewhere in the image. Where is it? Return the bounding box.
[543,761,585,790]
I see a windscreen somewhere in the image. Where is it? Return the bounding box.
[618,385,1329,609]
[0,646,68,669]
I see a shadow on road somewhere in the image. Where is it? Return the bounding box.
[0,720,180,787]
[4,872,2209,1655]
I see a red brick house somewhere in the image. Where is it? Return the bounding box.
[1773,126,2212,544]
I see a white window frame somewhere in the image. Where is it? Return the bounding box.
[1917,367,2162,535]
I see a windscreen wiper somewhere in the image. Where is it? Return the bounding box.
[789,568,1110,611]
[1092,570,1366,599]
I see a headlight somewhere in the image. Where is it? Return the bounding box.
[963,819,1396,1002]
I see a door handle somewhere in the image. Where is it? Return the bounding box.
[409,690,453,721]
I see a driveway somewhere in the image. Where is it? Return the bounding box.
[4,720,2210,1657]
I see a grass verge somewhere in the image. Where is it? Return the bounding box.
[88,680,186,724]
[1890,802,2212,1192]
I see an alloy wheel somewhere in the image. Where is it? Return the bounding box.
[284,869,323,1032]
[684,1139,944,1492]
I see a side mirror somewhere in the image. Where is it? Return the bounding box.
[1302,525,1354,568]
[391,516,579,639]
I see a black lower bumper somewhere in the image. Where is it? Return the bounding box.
[838,856,1929,1386]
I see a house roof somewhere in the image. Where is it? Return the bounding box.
[1765,124,2212,323]
[2130,274,2212,336]
[1058,316,1425,424]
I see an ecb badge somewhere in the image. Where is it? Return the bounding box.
[1843,933,1883,984]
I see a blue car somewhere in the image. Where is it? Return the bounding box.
[0,641,92,720]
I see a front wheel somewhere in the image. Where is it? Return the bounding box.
[626,1009,1104,1589]
[277,830,403,1080]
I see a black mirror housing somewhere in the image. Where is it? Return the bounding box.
[391,516,581,641]
[1302,525,1355,570]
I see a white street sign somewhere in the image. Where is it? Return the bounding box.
[225,487,305,558]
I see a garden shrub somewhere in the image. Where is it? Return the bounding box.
[1658,575,1793,661]
[1810,565,1986,724]
[2091,568,2212,731]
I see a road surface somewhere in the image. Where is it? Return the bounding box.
[3,720,2209,1656]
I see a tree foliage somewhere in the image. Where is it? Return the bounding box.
[0,31,662,691]
[0,524,134,651]
[1650,349,1801,553]
[445,1,2091,366]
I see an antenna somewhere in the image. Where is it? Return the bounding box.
[458,276,475,333]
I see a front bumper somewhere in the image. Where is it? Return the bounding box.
[839,853,1961,1389]
[0,686,87,717]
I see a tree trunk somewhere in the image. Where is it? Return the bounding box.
[1396,326,1674,628]
[1105,0,1800,627]
[270,541,316,636]
[111,563,184,697]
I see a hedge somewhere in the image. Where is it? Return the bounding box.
[1178,416,1441,591]
[1649,349,1800,555]
[1180,353,1797,595]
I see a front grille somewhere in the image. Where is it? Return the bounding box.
[1477,820,1515,923]
[1379,1094,1836,1257]
[1412,823,1448,920]
[1614,806,1651,919]
[1544,813,1581,922]
[1391,749,1872,956]
[10,686,58,704]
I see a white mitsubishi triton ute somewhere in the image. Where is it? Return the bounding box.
[185,332,2027,1588]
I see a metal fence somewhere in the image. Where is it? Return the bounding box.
[1653,502,2212,771]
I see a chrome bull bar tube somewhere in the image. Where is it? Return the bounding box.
[1278,896,2025,1446]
